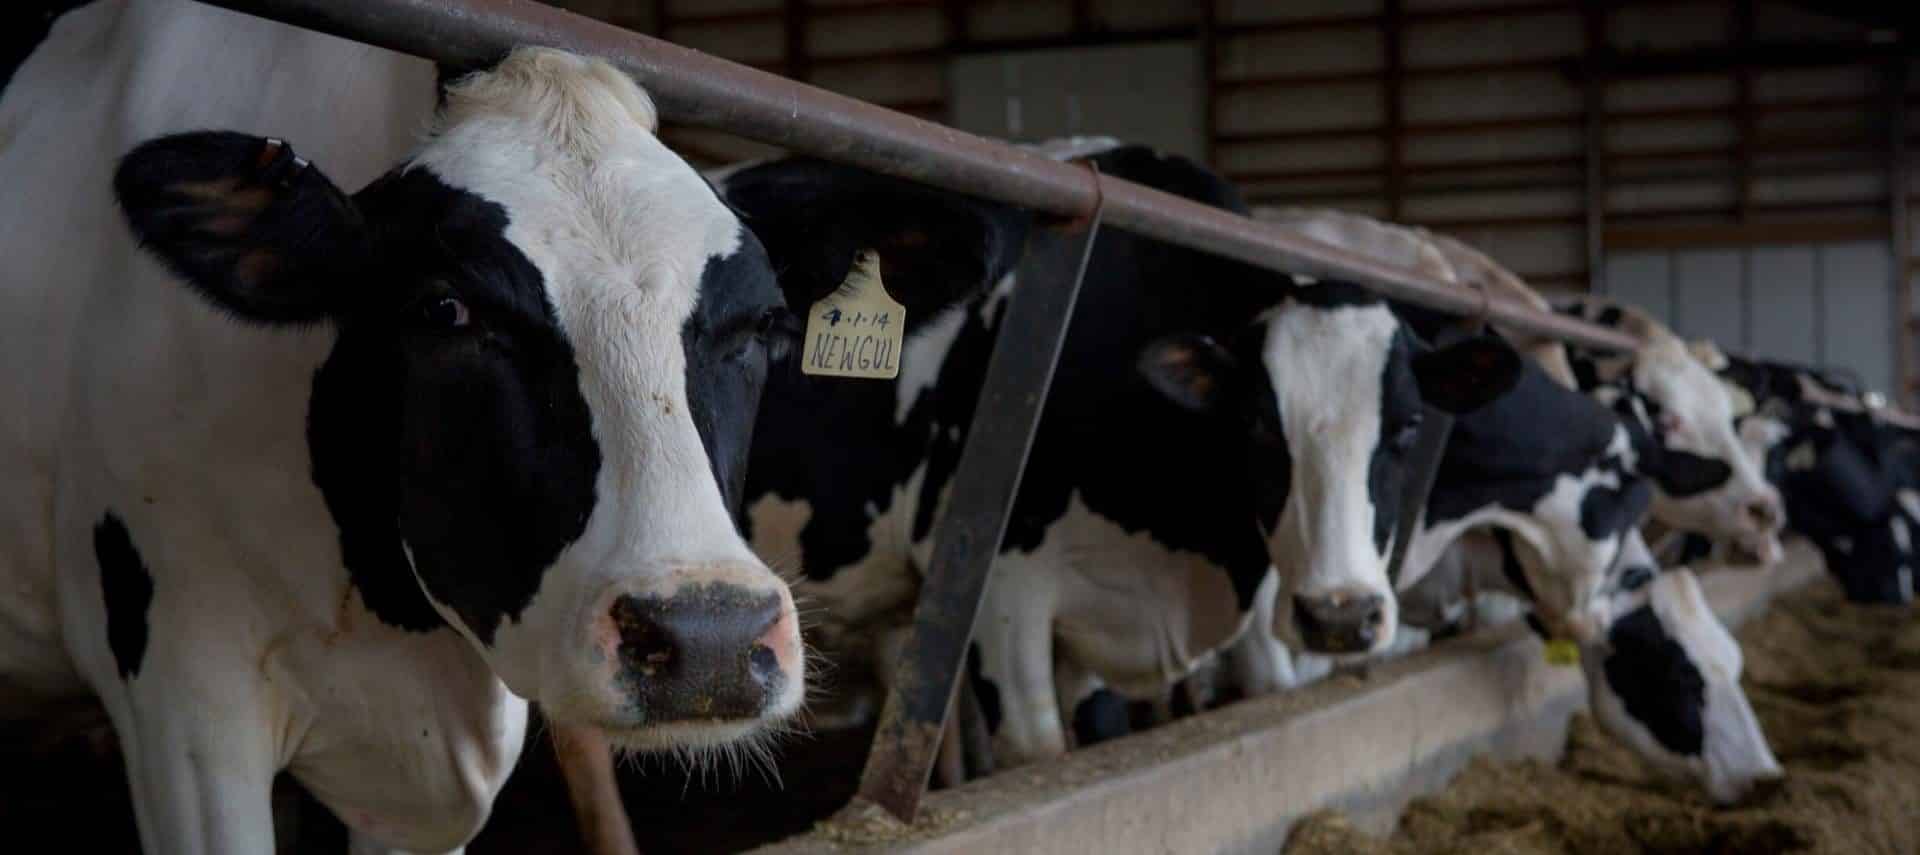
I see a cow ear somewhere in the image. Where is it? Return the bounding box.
[114,131,369,324]
[1586,477,1654,539]
[721,158,1028,325]
[1138,334,1239,413]
[1411,333,1522,414]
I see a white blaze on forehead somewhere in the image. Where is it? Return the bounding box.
[406,50,766,676]
[1262,302,1398,597]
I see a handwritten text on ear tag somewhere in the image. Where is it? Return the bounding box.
[802,249,905,380]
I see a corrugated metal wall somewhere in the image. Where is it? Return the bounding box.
[1606,242,1896,393]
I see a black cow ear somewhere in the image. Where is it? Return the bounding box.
[1650,450,1734,498]
[114,131,369,324]
[720,158,1028,326]
[1411,333,1522,414]
[1138,334,1238,413]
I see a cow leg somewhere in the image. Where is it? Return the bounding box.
[111,701,277,853]
[348,831,464,855]
[974,584,1063,766]
[933,710,966,789]
[550,724,640,855]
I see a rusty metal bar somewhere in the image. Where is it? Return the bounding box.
[193,0,1640,354]
[857,209,1105,820]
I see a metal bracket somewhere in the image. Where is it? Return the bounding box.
[855,195,1106,823]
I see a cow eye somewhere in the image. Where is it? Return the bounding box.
[1659,411,1684,436]
[417,296,471,330]
[1392,414,1424,451]
[754,306,796,362]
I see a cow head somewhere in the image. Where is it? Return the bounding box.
[112,49,803,750]
[1564,302,1784,566]
[1581,567,1781,805]
[1140,282,1522,655]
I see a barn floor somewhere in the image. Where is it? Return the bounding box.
[1284,578,1920,855]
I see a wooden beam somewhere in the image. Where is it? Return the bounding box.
[1572,39,1919,81]
[784,0,809,81]
[1607,217,1891,250]
[941,0,968,48]
[1200,0,1218,166]
[1733,0,1754,221]
[1582,1,1608,293]
[1383,0,1405,220]
[1217,56,1568,95]
[1216,94,1920,148]
[1217,1,1571,38]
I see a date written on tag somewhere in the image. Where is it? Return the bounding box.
[802,249,905,380]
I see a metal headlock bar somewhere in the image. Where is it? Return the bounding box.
[195,0,1641,354]
[193,0,1644,823]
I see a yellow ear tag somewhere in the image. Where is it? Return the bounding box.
[1543,638,1581,667]
[801,249,905,380]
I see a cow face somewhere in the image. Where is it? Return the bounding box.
[112,49,803,750]
[1140,283,1521,655]
[1581,568,1781,805]
[1564,306,1785,566]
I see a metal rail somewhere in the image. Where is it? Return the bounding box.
[196,0,1641,353]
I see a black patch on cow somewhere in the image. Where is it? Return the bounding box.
[307,166,600,641]
[728,159,1032,580]
[1491,528,1535,601]
[1603,605,1706,756]
[1673,532,1717,565]
[93,513,153,681]
[1580,477,1653,540]
[736,144,1278,615]
[1,1,96,96]
[1071,688,1132,748]
[1595,305,1624,327]
[1426,359,1625,527]
[681,232,788,523]
[721,156,1033,329]
[1601,384,1733,497]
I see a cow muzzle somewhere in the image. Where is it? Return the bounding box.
[1291,588,1388,654]
[584,565,804,747]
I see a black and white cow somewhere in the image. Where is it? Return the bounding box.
[717,142,1520,765]
[1401,528,1781,805]
[1226,211,1778,803]
[3,5,806,851]
[1691,348,1919,604]
[1555,299,1787,566]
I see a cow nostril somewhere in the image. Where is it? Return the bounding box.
[748,644,779,680]
[611,596,677,676]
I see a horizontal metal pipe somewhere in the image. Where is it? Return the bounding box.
[194,0,1640,353]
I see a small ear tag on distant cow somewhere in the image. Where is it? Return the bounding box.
[802,249,905,380]
[1543,638,1580,667]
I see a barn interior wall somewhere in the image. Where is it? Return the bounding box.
[552,0,1916,402]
